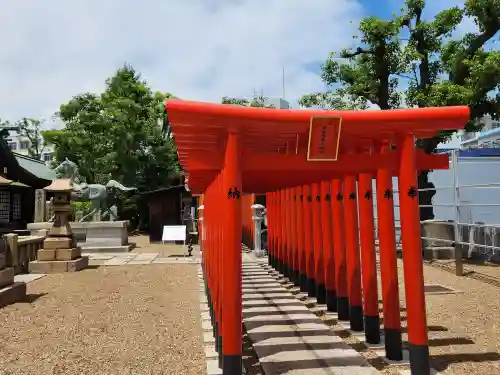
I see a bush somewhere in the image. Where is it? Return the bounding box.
[70,201,93,221]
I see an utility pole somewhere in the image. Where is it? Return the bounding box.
[282,67,286,100]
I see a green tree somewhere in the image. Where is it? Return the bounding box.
[45,65,180,228]
[16,118,47,159]
[300,0,500,220]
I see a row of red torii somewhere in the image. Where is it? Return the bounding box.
[166,99,470,375]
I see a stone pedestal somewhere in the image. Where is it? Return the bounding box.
[27,221,133,253]
[0,244,26,308]
[84,221,128,247]
[29,179,88,274]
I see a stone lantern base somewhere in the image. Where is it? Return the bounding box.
[29,237,89,273]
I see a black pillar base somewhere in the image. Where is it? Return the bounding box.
[408,343,431,375]
[307,277,316,297]
[222,354,242,374]
[293,270,301,286]
[283,264,290,279]
[349,305,364,332]
[218,336,223,368]
[289,268,297,284]
[364,315,381,344]
[337,296,350,321]
[300,274,308,292]
[214,322,219,351]
[316,283,326,304]
[384,328,403,361]
[212,316,217,344]
[326,290,337,312]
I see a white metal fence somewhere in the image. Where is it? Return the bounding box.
[376,149,500,277]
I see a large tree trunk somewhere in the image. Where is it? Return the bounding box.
[417,170,436,221]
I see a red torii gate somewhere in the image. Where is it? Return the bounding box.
[166,99,469,375]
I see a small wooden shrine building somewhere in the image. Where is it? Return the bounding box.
[141,184,197,243]
[0,139,56,234]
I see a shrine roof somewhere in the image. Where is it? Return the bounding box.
[0,139,54,189]
[14,152,57,181]
[166,100,470,193]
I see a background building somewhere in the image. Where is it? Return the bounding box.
[3,131,55,165]
[264,97,291,109]
[460,115,500,149]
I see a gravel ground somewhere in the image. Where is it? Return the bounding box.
[391,258,500,375]
[0,264,206,375]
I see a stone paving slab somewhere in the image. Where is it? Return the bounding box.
[127,260,154,265]
[84,252,199,265]
[134,253,159,260]
[243,298,298,306]
[242,261,380,375]
[102,258,131,266]
[206,359,223,375]
[86,254,115,260]
[14,273,46,283]
[203,332,215,344]
[243,292,297,300]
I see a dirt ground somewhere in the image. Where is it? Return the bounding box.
[0,263,205,375]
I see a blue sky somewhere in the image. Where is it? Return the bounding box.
[0,0,477,142]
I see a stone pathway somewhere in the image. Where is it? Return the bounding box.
[242,257,381,375]
[84,252,200,266]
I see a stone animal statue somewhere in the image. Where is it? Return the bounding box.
[72,180,136,221]
[52,159,136,221]
[54,158,83,183]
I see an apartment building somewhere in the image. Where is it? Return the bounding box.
[3,132,55,165]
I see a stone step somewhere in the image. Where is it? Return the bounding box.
[0,281,26,308]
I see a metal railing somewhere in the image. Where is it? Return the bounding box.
[384,149,500,277]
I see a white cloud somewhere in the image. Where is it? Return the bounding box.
[0,0,365,125]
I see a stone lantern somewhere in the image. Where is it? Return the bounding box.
[29,179,89,273]
[251,203,266,257]
[198,204,204,251]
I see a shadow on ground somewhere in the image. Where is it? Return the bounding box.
[20,293,47,304]
[431,352,500,372]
